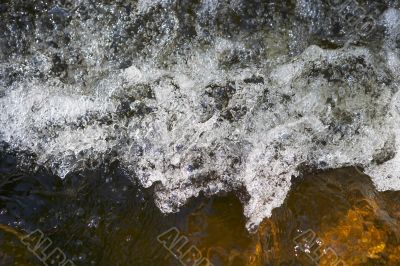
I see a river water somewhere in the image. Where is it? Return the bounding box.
[1,0,400,265]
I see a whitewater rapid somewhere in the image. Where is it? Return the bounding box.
[1,1,400,230]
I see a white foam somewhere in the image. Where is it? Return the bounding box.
[2,2,400,231]
[2,42,399,230]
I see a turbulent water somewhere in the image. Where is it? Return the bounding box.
[1,0,400,230]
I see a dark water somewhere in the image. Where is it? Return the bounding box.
[0,150,252,265]
[1,151,400,265]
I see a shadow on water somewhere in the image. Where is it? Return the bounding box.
[1,151,400,266]
[0,150,252,266]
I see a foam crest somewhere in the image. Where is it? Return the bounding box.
[2,42,400,230]
[1,1,400,230]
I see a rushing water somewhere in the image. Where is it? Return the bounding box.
[1,0,400,265]
[1,151,400,265]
